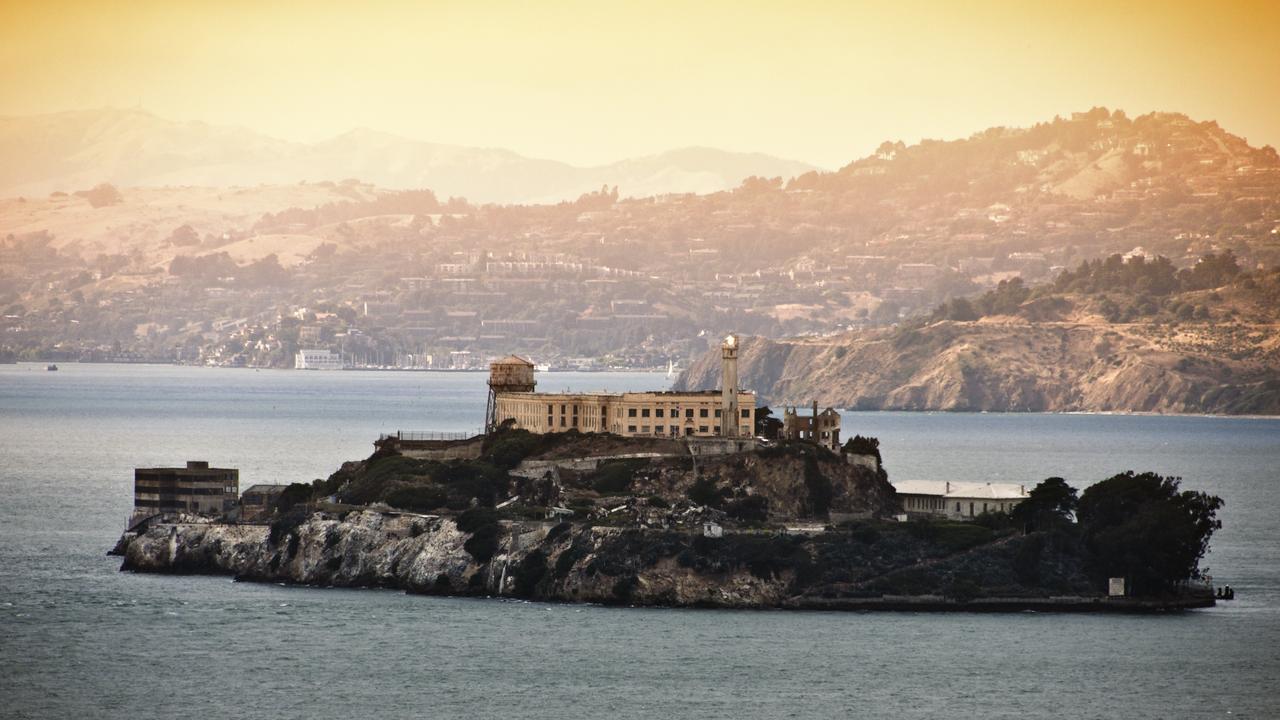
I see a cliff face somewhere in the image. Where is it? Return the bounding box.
[117,510,1105,608]
[676,324,1280,414]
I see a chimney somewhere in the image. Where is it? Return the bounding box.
[721,334,739,437]
[187,461,209,470]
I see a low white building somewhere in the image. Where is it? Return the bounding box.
[893,480,1029,521]
[295,349,344,370]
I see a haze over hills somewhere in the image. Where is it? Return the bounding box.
[2,107,1278,414]
[0,108,819,204]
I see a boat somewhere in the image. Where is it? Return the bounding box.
[46,364,58,371]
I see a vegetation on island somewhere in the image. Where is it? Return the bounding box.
[237,428,1225,604]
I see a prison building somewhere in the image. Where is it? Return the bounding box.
[495,389,756,438]
[892,480,1029,521]
[133,461,239,518]
[782,401,842,452]
[240,483,290,521]
[488,336,755,439]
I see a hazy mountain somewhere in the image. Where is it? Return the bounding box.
[0,109,817,203]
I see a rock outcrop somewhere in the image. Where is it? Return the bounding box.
[676,324,1280,414]
[118,509,1118,609]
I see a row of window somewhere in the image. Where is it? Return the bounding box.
[626,407,751,419]
[623,425,752,436]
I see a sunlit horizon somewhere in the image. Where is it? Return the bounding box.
[2,0,1278,167]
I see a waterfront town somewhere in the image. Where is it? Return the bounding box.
[4,109,1279,370]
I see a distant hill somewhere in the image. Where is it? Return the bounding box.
[675,258,1280,415]
[0,109,817,203]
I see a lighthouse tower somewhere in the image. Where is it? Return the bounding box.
[721,334,739,437]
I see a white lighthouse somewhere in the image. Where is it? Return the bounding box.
[721,334,739,437]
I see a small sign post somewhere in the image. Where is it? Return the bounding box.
[1108,577,1126,597]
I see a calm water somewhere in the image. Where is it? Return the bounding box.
[1,363,1278,719]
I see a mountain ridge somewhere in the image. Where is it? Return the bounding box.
[0,108,819,203]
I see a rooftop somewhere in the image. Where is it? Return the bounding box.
[892,480,1027,500]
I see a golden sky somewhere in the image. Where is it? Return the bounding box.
[2,0,1277,167]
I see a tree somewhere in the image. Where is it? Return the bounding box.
[754,406,783,439]
[167,224,200,247]
[1077,472,1222,595]
[1010,477,1077,533]
[79,183,123,208]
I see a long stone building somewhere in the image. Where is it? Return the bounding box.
[489,335,755,439]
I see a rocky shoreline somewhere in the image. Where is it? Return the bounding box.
[113,510,1215,613]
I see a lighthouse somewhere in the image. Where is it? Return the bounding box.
[721,334,739,437]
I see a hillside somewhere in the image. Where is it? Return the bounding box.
[0,109,817,203]
[2,107,1278,370]
[675,260,1280,414]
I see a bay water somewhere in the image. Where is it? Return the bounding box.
[2,363,1277,719]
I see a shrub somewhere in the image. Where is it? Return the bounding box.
[726,495,769,522]
[612,574,639,602]
[463,525,500,563]
[802,456,833,517]
[687,477,724,507]
[274,482,313,513]
[268,508,308,546]
[842,435,882,463]
[589,460,641,494]
[385,485,448,513]
[457,507,503,563]
[513,549,548,596]
[456,507,500,533]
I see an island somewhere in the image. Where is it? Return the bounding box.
[113,425,1223,612]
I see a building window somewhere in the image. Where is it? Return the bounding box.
[685,409,694,418]
[560,404,566,414]
[641,409,650,418]
[700,408,708,418]
[573,405,579,415]
[741,409,750,418]
[655,409,664,418]
[628,408,637,417]
[640,426,649,433]
[572,417,579,427]
[699,425,709,433]
[560,417,566,427]
[627,425,637,433]
[714,409,722,418]
[713,426,720,434]
[547,404,553,414]
[670,426,678,435]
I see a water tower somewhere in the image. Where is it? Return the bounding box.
[486,355,536,432]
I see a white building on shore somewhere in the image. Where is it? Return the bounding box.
[893,480,1029,520]
[295,349,344,370]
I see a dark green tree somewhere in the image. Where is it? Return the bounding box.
[1077,471,1223,595]
[1011,477,1078,533]
[754,406,784,439]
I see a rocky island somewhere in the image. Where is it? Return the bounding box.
[114,427,1222,612]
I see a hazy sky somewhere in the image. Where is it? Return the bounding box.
[2,0,1277,167]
